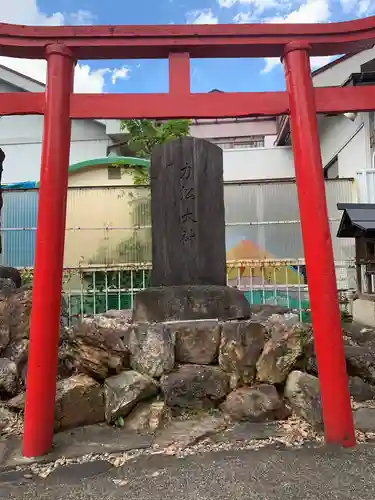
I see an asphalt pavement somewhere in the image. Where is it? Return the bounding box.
[1,443,375,500]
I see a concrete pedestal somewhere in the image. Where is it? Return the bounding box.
[133,285,251,323]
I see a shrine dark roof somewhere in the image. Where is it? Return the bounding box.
[337,203,375,238]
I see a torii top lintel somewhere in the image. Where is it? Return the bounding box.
[1,17,375,59]
[1,17,375,120]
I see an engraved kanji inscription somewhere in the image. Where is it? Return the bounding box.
[180,186,196,200]
[180,227,196,243]
[180,161,193,181]
[180,208,197,224]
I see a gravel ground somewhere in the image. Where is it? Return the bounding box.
[2,402,375,499]
[2,442,375,499]
[2,412,375,479]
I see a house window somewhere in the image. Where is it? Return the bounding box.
[209,135,265,149]
[108,166,122,180]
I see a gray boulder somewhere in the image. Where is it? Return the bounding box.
[353,407,375,433]
[221,384,286,422]
[7,374,105,431]
[284,370,322,427]
[64,316,131,380]
[54,374,105,431]
[256,323,313,384]
[0,288,32,343]
[2,338,28,375]
[0,404,17,432]
[104,370,158,424]
[348,376,375,402]
[173,320,221,365]
[130,323,175,377]
[123,399,171,432]
[0,320,10,355]
[219,320,265,389]
[161,365,229,410]
[345,345,375,384]
[0,358,18,396]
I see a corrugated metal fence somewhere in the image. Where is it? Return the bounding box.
[2,178,356,322]
[224,179,355,264]
[0,189,38,267]
[1,178,355,267]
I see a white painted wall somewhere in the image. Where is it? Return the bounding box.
[0,115,111,183]
[223,114,368,182]
[0,65,45,93]
[223,146,294,181]
[222,48,375,182]
[0,66,113,183]
[190,118,277,139]
[68,166,134,187]
[264,135,277,148]
[309,48,375,182]
[338,127,367,178]
[318,113,370,176]
[312,46,375,87]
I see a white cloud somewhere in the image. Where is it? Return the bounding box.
[269,0,330,23]
[0,1,128,93]
[359,0,373,15]
[262,54,335,73]
[111,66,131,84]
[218,0,237,6]
[0,1,64,25]
[339,0,373,16]
[66,9,97,25]
[0,56,112,93]
[234,12,254,23]
[354,0,374,16]
[261,0,332,73]
[186,9,219,24]
[219,0,280,15]
[339,0,354,13]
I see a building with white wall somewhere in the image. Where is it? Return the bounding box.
[0,65,115,184]
[0,65,281,184]
[274,46,375,190]
[1,47,375,188]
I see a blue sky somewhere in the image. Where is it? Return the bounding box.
[0,0,374,94]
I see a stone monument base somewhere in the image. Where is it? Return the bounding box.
[133,285,251,323]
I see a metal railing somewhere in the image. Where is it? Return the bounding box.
[43,259,356,326]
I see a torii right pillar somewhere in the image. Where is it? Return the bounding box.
[283,42,356,446]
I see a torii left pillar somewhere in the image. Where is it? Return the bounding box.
[23,44,75,457]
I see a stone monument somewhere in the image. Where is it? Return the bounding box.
[133,137,250,322]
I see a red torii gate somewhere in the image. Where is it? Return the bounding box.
[2,17,375,458]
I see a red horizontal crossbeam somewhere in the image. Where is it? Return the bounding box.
[1,85,375,119]
[1,17,375,60]
[0,92,45,115]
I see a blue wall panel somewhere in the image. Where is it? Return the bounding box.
[0,190,38,268]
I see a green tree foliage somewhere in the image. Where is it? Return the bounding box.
[89,119,191,267]
[120,119,191,185]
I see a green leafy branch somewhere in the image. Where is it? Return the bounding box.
[120,118,191,185]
